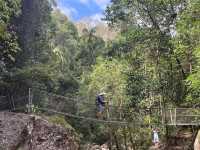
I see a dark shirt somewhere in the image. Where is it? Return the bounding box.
[96,95,105,106]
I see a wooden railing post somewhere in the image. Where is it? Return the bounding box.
[76,97,79,116]
[27,88,33,113]
[170,109,173,125]
[174,108,176,125]
[28,88,31,113]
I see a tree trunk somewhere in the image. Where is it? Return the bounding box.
[123,127,128,150]
[113,130,121,150]
[108,126,113,150]
[128,125,136,150]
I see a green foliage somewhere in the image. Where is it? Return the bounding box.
[126,49,162,107]
[105,0,185,29]
[48,115,74,130]
[173,0,200,74]
[0,0,21,27]
[80,57,128,106]
[0,0,21,72]
[0,0,56,108]
[127,70,147,106]
[105,0,190,106]
[48,115,81,145]
[106,26,146,57]
[186,71,200,105]
[50,10,80,94]
[51,10,79,72]
[15,0,53,66]
[173,0,200,105]
[0,0,200,148]
[76,28,106,71]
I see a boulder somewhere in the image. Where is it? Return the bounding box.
[0,112,79,150]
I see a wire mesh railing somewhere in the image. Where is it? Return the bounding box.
[165,108,200,125]
[31,91,163,125]
[1,89,200,126]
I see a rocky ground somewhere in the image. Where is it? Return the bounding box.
[81,143,109,150]
[194,130,200,150]
[0,112,79,150]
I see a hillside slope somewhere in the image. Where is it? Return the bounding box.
[76,21,118,41]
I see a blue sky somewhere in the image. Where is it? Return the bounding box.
[57,0,110,22]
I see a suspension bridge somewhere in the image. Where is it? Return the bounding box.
[1,90,200,127]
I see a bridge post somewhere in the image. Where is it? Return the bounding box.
[76,97,79,116]
[174,108,176,126]
[27,88,32,113]
[161,107,165,125]
[170,109,173,125]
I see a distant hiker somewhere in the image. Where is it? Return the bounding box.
[152,128,160,145]
[96,92,106,119]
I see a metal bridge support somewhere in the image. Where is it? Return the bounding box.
[174,108,176,126]
[27,88,33,113]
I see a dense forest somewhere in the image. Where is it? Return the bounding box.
[0,0,200,149]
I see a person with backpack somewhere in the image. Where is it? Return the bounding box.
[96,92,106,119]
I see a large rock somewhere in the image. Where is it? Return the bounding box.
[0,112,79,150]
[194,130,200,150]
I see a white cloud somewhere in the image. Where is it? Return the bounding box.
[79,0,90,4]
[57,0,78,20]
[56,0,111,21]
[78,0,110,10]
[80,13,106,27]
[59,6,78,19]
[93,0,110,10]
[90,13,104,22]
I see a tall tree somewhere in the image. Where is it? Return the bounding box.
[0,0,21,73]
[76,28,106,71]
[176,0,200,106]
[15,0,53,66]
[105,0,188,105]
[50,10,80,94]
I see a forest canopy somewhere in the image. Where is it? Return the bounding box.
[0,0,200,149]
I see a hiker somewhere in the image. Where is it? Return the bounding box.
[152,128,160,145]
[96,92,106,119]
